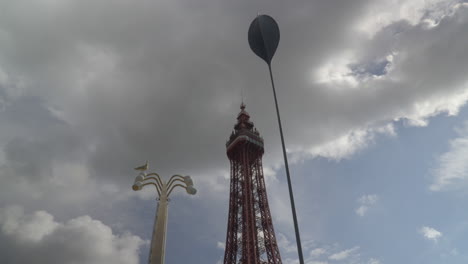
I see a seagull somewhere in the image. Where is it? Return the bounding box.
[134,161,149,171]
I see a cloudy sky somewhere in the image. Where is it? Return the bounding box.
[1,0,468,263]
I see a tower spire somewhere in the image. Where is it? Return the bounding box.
[241,86,245,108]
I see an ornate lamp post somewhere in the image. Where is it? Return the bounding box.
[132,161,197,264]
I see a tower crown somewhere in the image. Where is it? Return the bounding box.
[226,103,264,154]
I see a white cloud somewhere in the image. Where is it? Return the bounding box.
[328,246,360,261]
[431,122,468,191]
[314,50,359,87]
[290,124,396,162]
[359,194,379,204]
[303,243,378,264]
[356,0,460,36]
[300,3,468,163]
[283,258,300,264]
[401,89,468,127]
[309,247,327,258]
[420,226,442,242]
[356,194,379,216]
[0,205,145,264]
[0,206,58,243]
[368,258,382,264]
[217,241,225,250]
[277,233,298,253]
[355,206,369,217]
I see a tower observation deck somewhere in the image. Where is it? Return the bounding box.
[223,103,282,264]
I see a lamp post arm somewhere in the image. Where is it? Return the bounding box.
[141,182,162,197]
[146,172,162,178]
[168,174,184,184]
[144,174,165,191]
[167,178,185,190]
[141,178,164,194]
[167,183,187,197]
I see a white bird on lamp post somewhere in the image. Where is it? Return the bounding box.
[134,161,149,171]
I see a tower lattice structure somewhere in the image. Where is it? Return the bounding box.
[223,103,282,264]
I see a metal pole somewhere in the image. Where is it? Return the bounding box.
[268,64,305,264]
[149,191,169,264]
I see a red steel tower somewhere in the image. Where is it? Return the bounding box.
[223,103,282,264]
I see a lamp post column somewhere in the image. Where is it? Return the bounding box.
[150,191,169,264]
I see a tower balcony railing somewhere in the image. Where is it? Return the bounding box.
[226,129,264,148]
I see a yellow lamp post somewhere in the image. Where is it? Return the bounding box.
[132,162,196,264]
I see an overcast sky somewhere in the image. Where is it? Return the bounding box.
[1,0,468,263]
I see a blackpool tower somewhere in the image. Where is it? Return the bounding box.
[223,103,282,264]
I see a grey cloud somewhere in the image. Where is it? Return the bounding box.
[0,0,374,184]
[0,0,465,213]
[0,205,145,264]
[0,1,468,262]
